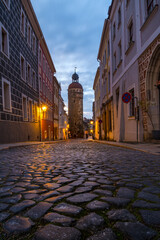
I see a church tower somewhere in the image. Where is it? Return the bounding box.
[68,70,83,138]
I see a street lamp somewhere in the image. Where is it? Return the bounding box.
[40,105,47,141]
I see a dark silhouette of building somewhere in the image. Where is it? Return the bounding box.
[68,70,83,138]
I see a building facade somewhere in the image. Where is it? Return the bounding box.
[93,0,160,142]
[39,41,55,141]
[53,76,60,140]
[0,0,39,143]
[0,0,61,143]
[68,71,83,138]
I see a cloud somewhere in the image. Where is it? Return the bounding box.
[31,0,111,118]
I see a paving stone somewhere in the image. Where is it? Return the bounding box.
[44,183,60,190]
[83,181,99,187]
[27,184,40,189]
[3,216,34,234]
[0,186,12,193]
[101,197,130,207]
[37,190,59,201]
[143,186,160,194]
[10,200,35,213]
[0,194,22,204]
[114,222,157,240]
[116,187,135,199]
[34,224,81,240]
[101,185,116,191]
[53,203,82,215]
[11,187,26,193]
[57,185,74,193]
[67,193,97,203]
[97,179,113,184]
[138,191,160,203]
[23,193,39,200]
[25,202,52,220]
[107,209,137,221]
[140,210,160,226]
[43,212,75,226]
[45,193,72,203]
[132,200,160,209]
[15,182,30,187]
[86,200,109,211]
[69,180,84,186]
[75,186,92,193]
[0,212,10,222]
[86,228,116,240]
[0,203,9,211]
[76,212,104,231]
[93,189,113,196]
[0,192,12,198]
[125,183,144,189]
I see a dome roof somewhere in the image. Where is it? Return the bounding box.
[68,82,82,90]
[72,72,79,81]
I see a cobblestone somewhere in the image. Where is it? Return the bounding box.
[0,140,160,239]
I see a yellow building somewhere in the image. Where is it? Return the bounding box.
[93,67,100,140]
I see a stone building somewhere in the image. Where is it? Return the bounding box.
[68,71,83,138]
[94,0,160,142]
[0,0,39,143]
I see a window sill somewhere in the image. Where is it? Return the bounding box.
[117,59,122,68]
[125,41,134,55]
[2,0,10,10]
[128,116,135,120]
[140,4,159,31]
[3,108,12,113]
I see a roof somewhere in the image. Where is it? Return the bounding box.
[68,82,83,90]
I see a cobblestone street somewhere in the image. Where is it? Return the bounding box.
[0,140,160,240]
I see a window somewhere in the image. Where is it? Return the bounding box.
[27,63,31,85]
[0,23,9,57]
[128,20,133,44]
[43,56,45,72]
[113,52,116,71]
[113,22,116,40]
[34,102,38,122]
[118,41,122,64]
[118,7,121,26]
[22,95,28,120]
[129,88,135,116]
[39,47,42,64]
[32,70,36,90]
[116,88,119,116]
[32,33,36,55]
[109,110,112,131]
[27,23,31,46]
[2,78,11,112]
[108,71,110,93]
[107,40,110,57]
[2,0,10,9]
[39,75,42,91]
[28,99,32,121]
[147,0,156,15]
[21,8,25,36]
[20,54,25,80]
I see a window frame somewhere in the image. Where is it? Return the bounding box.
[0,23,9,58]
[2,77,12,112]
[129,88,135,117]
[32,69,36,90]
[32,32,36,55]
[20,8,25,37]
[27,62,31,86]
[22,94,28,121]
[20,53,26,81]
[128,19,133,45]
[27,22,31,47]
[28,98,33,122]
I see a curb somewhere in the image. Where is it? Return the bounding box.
[0,140,67,151]
[90,139,160,156]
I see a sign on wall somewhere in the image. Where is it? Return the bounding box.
[122,92,132,103]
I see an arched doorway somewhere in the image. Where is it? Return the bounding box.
[146,46,160,139]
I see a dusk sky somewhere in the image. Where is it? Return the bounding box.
[30,0,111,118]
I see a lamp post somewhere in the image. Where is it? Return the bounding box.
[40,105,47,141]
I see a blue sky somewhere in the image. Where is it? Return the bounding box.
[30,0,111,118]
